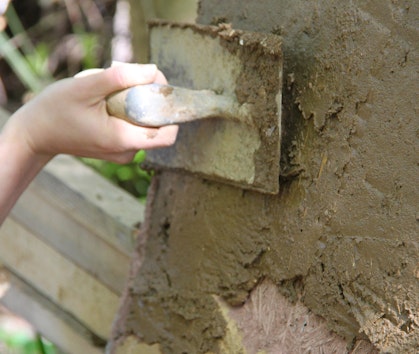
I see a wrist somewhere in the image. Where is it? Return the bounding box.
[1,111,53,167]
[0,114,52,223]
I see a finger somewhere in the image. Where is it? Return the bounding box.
[154,70,168,85]
[111,60,128,67]
[75,63,158,99]
[125,124,179,150]
[108,117,179,150]
[74,68,104,78]
[97,151,138,165]
[139,125,179,150]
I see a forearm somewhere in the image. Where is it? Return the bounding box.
[0,121,51,224]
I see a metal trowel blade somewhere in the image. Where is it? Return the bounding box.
[144,21,283,194]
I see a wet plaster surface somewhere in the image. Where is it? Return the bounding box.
[113,1,419,353]
[145,21,282,194]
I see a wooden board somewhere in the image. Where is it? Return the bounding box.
[0,219,121,339]
[38,153,144,254]
[0,218,120,339]
[11,174,132,294]
[1,268,105,354]
[0,104,147,350]
[0,107,144,257]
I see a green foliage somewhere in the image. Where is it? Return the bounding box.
[75,30,100,70]
[81,150,152,202]
[1,2,151,201]
[0,4,51,93]
[0,31,46,93]
[25,42,50,79]
[0,329,57,354]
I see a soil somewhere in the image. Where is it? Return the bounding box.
[112,0,418,352]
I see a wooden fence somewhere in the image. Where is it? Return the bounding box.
[0,108,144,353]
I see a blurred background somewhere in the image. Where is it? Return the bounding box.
[0,0,197,202]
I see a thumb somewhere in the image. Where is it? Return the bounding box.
[74,63,158,98]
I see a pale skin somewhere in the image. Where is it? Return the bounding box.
[0,53,178,223]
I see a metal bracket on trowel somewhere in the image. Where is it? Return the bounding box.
[145,21,282,194]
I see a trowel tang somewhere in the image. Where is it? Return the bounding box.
[106,83,247,127]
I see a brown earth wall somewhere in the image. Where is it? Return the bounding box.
[109,1,418,353]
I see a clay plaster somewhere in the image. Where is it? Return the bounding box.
[111,0,418,353]
[145,21,282,194]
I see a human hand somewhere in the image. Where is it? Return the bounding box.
[3,63,178,163]
[0,62,178,222]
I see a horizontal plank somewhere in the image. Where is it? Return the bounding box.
[0,108,145,255]
[11,179,132,294]
[40,154,144,254]
[0,107,143,294]
[0,267,105,354]
[0,219,121,339]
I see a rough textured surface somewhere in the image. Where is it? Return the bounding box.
[111,0,418,353]
[221,279,378,353]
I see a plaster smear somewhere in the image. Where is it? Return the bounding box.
[220,279,378,353]
[145,22,282,194]
[111,0,419,353]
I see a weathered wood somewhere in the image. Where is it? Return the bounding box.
[0,218,120,339]
[0,106,147,343]
[0,108,143,294]
[0,268,105,354]
[0,109,143,273]
[0,107,150,350]
[11,167,133,294]
[40,154,144,254]
[0,107,144,256]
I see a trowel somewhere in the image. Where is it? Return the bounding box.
[106,21,282,194]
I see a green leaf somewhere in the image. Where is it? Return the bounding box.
[116,165,134,181]
[0,31,45,92]
[133,150,146,164]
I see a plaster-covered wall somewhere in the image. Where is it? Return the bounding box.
[110,1,418,353]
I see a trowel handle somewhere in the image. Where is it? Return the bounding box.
[106,83,245,127]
